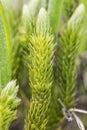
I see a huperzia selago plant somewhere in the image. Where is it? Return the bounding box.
[24,8,54,130]
[0,0,86,130]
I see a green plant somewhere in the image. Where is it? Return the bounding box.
[57,3,85,107]
[0,80,20,130]
[25,8,54,130]
[0,0,86,130]
[48,0,63,33]
[0,2,11,89]
[0,2,20,130]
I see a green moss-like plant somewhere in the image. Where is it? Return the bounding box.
[11,0,42,90]
[0,80,20,130]
[46,4,85,130]
[0,1,86,130]
[25,8,54,130]
[57,2,85,122]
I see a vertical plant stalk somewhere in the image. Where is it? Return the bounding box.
[25,8,54,130]
[48,0,63,33]
[57,4,85,111]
